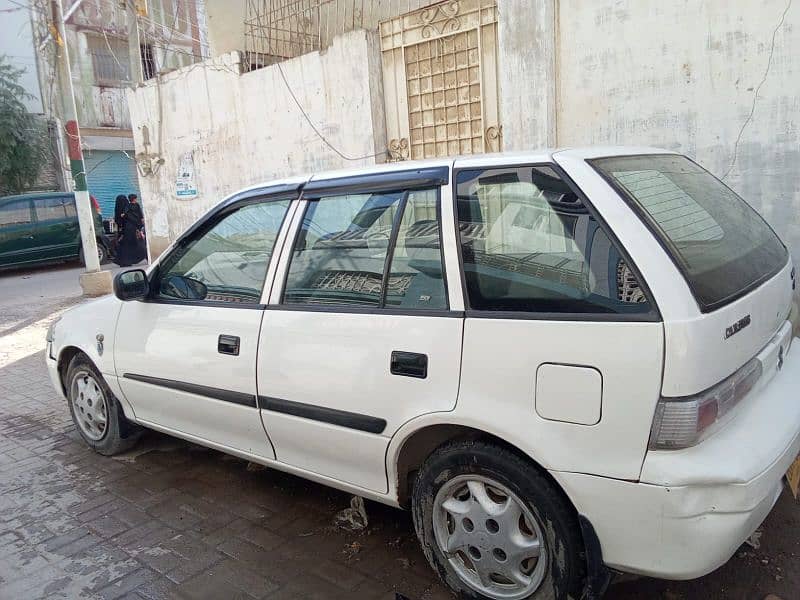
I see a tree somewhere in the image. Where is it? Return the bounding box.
[0,55,46,194]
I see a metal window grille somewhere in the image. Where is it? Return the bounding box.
[87,36,131,83]
[244,0,333,70]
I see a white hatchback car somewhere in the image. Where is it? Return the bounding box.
[47,148,799,600]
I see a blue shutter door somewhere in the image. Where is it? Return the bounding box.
[84,151,141,217]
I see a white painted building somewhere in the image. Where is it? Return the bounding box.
[127,0,800,280]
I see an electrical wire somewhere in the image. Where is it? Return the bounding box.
[4,0,46,15]
[275,59,386,162]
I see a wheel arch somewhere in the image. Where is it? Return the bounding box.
[56,343,136,421]
[389,418,580,519]
[56,345,84,396]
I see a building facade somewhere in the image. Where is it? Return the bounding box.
[128,0,800,275]
[29,0,208,216]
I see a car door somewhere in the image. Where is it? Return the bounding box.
[257,167,464,492]
[114,189,297,460]
[452,161,665,480]
[0,198,37,267]
[32,194,81,260]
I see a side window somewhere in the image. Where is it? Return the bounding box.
[456,166,652,314]
[34,197,75,222]
[156,200,291,304]
[283,187,447,310]
[0,201,32,227]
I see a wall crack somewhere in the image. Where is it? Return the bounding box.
[721,0,792,180]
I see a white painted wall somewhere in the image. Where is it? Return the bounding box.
[127,29,386,256]
[556,0,800,265]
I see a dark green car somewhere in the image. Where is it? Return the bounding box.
[0,192,111,269]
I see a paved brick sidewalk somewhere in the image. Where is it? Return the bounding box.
[1,346,797,599]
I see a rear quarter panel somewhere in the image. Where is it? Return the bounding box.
[661,261,793,396]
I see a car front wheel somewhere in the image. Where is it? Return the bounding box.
[66,353,139,455]
[412,440,585,600]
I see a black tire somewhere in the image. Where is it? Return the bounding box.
[78,241,108,266]
[412,440,586,600]
[65,353,140,455]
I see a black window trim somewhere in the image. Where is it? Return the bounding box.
[451,161,662,323]
[587,153,789,313]
[302,166,449,197]
[278,182,451,314]
[145,187,299,309]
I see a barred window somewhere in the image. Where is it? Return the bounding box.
[88,36,131,84]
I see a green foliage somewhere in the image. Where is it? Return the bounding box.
[0,55,46,194]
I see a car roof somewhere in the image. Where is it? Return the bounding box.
[0,191,73,204]
[228,146,676,199]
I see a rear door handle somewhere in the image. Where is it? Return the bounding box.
[391,351,428,379]
[218,335,240,356]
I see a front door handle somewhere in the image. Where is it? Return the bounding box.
[391,351,428,379]
[218,335,240,356]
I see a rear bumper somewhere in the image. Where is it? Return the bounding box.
[553,327,800,579]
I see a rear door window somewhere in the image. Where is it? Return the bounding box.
[34,197,76,222]
[283,187,447,310]
[591,154,787,311]
[455,165,652,316]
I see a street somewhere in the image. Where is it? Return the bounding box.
[0,265,796,599]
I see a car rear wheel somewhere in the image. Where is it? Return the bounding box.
[66,354,140,455]
[412,440,585,600]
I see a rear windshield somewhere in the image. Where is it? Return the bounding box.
[591,154,786,312]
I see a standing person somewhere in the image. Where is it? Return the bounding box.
[113,194,129,231]
[115,194,146,267]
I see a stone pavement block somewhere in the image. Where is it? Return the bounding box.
[41,526,93,553]
[176,571,257,600]
[0,563,79,599]
[133,544,184,574]
[262,574,354,600]
[194,557,280,599]
[88,514,131,539]
[95,568,155,600]
[163,547,224,584]
[236,524,283,551]
[311,557,367,591]
[111,504,151,528]
[125,575,180,600]
[216,536,276,570]
[61,543,141,592]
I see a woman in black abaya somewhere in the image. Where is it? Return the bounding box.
[115,195,146,267]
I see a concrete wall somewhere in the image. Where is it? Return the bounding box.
[497,0,557,149]
[205,0,245,56]
[555,0,800,264]
[127,29,386,257]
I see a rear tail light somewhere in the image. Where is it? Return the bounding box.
[649,358,762,450]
